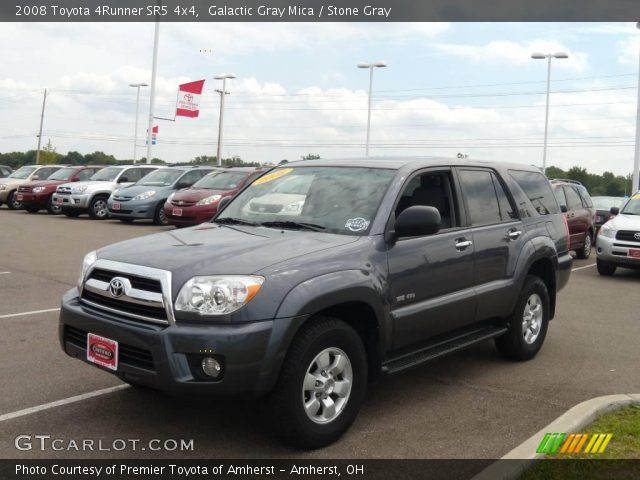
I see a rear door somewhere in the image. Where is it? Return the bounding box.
[564,185,587,249]
[457,168,525,320]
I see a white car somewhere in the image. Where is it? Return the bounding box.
[243,174,312,217]
[596,192,640,276]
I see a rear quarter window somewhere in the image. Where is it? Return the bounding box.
[508,170,560,216]
[577,185,594,208]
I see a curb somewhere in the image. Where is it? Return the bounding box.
[472,393,640,480]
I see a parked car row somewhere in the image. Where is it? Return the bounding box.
[0,164,269,228]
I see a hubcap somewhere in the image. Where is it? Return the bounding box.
[159,208,168,225]
[94,199,108,218]
[302,347,353,424]
[584,235,591,255]
[522,293,543,345]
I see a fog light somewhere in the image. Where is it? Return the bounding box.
[201,357,221,378]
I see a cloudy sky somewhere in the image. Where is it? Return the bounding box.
[0,22,639,174]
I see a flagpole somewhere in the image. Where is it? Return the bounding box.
[146,19,160,164]
[35,88,47,165]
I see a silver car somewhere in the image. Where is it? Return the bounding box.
[596,192,640,276]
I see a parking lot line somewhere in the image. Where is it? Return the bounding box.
[0,271,11,275]
[0,308,60,319]
[0,385,129,423]
[572,263,597,272]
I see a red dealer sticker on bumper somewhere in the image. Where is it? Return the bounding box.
[87,333,118,371]
[629,248,640,259]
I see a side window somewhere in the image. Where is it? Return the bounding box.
[492,173,517,221]
[178,171,201,187]
[553,185,567,209]
[565,186,584,211]
[395,171,457,229]
[577,185,593,208]
[459,169,503,226]
[78,169,94,181]
[125,168,148,183]
[37,167,56,179]
[508,170,560,216]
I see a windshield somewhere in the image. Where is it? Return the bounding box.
[621,195,640,215]
[193,171,248,190]
[137,168,182,186]
[8,166,38,179]
[592,197,625,209]
[47,167,77,181]
[217,166,396,235]
[90,167,121,182]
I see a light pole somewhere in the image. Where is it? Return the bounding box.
[532,52,569,174]
[357,61,386,156]
[145,20,160,164]
[632,22,640,194]
[129,83,148,164]
[214,73,236,167]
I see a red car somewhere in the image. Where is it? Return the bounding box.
[164,167,265,227]
[18,165,105,214]
[551,179,596,259]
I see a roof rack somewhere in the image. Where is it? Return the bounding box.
[549,178,583,186]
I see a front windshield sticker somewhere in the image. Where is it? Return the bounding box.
[634,194,640,200]
[345,218,370,232]
[253,168,293,186]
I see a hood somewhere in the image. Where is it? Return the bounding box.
[606,214,640,231]
[113,184,173,198]
[0,177,27,187]
[60,180,116,191]
[97,224,359,288]
[24,179,67,189]
[171,187,232,202]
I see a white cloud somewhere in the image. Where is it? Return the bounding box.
[432,40,589,71]
[616,36,640,65]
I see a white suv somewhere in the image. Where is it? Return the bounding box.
[596,192,640,276]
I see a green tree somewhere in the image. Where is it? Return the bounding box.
[301,153,321,160]
[38,140,61,165]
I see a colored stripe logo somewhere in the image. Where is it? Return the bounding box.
[536,433,613,454]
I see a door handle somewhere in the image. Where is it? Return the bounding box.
[455,239,473,250]
[507,230,522,240]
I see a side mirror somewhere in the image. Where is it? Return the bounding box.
[70,176,80,182]
[610,207,620,215]
[394,206,441,238]
[176,182,190,189]
[32,175,40,180]
[560,204,568,213]
[117,176,129,183]
[217,196,232,212]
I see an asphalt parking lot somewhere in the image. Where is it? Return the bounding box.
[1,209,639,460]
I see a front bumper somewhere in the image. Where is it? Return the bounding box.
[59,289,303,397]
[164,204,218,226]
[108,198,158,220]
[18,192,51,207]
[52,193,92,209]
[596,234,640,269]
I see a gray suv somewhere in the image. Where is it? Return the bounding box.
[59,158,572,448]
[107,166,213,225]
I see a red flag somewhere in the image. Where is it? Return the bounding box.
[176,80,205,118]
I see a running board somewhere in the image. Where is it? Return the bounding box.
[381,326,508,375]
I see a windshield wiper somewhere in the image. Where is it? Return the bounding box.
[260,221,326,232]
[215,217,259,226]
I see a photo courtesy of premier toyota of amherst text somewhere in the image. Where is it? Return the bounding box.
[1,0,640,479]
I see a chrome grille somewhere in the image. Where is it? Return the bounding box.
[57,186,72,195]
[18,185,32,193]
[616,231,640,243]
[79,261,174,326]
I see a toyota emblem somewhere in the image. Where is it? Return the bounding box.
[108,278,126,298]
[634,232,640,241]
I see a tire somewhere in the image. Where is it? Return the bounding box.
[24,205,40,213]
[576,231,592,259]
[153,203,169,226]
[7,191,21,210]
[597,259,616,276]
[495,275,550,361]
[265,316,367,449]
[64,209,81,218]
[88,195,109,220]
[119,218,134,224]
[46,196,62,215]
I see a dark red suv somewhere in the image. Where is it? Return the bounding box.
[18,165,104,214]
[163,167,265,227]
[551,179,596,259]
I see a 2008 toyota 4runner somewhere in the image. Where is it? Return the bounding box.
[59,158,572,448]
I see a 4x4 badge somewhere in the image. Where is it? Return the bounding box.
[108,278,125,298]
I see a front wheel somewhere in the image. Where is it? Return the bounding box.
[64,209,81,218]
[153,203,169,226]
[597,259,616,276]
[46,196,62,215]
[7,191,21,210]
[495,275,549,361]
[88,196,109,219]
[576,232,592,259]
[24,205,40,213]
[265,317,367,449]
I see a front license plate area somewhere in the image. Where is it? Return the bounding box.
[112,203,121,211]
[86,333,118,371]
[629,248,640,259]
[172,208,183,216]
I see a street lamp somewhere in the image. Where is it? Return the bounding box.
[214,73,236,167]
[531,52,569,174]
[357,61,386,156]
[632,22,640,194]
[129,82,148,164]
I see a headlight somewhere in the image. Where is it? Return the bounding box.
[72,185,88,194]
[0,184,6,190]
[284,200,304,212]
[196,194,222,206]
[78,250,97,288]
[133,190,156,201]
[175,275,264,316]
[32,186,46,193]
[167,192,176,202]
[599,225,616,238]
